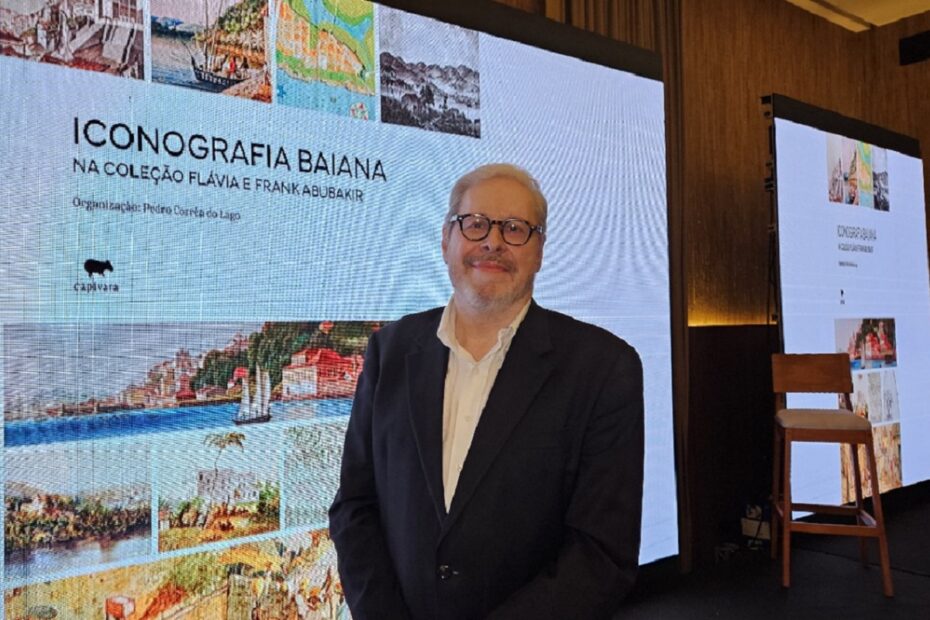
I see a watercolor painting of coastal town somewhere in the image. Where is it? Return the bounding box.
[0,0,144,78]
[4,528,347,619]
[157,428,281,552]
[4,441,151,580]
[379,5,480,137]
[835,317,903,503]
[3,321,378,447]
[151,0,271,101]
[275,0,376,119]
[826,133,891,211]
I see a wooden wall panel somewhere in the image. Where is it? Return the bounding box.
[688,325,776,566]
[500,0,659,51]
[497,0,546,14]
[674,0,930,563]
[682,0,867,325]
[866,12,930,254]
[682,1,930,325]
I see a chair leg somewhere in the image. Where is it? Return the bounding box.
[781,434,792,588]
[850,444,868,566]
[771,424,782,560]
[864,438,894,597]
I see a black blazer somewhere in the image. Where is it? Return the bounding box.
[329,302,644,619]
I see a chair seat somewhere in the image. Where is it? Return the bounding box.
[776,408,871,431]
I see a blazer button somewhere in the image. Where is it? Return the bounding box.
[437,564,456,580]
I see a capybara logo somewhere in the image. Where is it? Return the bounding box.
[76,259,119,293]
[84,259,113,278]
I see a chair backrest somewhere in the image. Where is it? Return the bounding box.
[771,353,853,394]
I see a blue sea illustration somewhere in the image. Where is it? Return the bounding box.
[5,400,352,447]
[277,65,376,118]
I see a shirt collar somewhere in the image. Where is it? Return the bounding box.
[437,297,531,363]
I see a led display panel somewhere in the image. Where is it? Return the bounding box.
[0,1,675,615]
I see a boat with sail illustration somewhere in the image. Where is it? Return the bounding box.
[235,366,271,424]
[188,0,245,90]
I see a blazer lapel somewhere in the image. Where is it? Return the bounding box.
[406,331,449,523]
[442,303,556,533]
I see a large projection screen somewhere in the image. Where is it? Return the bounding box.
[772,94,930,507]
[0,1,675,614]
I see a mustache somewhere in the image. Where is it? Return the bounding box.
[465,253,514,270]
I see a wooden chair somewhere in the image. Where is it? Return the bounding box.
[771,353,893,597]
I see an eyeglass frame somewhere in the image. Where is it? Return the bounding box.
[447,213,546,246]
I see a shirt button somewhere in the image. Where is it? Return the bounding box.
[437,564,456,580]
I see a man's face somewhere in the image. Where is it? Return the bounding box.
[442,176,544,315]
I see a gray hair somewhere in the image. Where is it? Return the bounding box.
[446,163,548,231]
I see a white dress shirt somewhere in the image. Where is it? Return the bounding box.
[436,298,531,511]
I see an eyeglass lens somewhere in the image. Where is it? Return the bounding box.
[460,215,532,245]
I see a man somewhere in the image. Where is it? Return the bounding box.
[329,163,644,619]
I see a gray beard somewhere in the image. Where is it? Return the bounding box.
[451,274,535,316]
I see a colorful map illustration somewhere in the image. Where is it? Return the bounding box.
[276,0,376,119]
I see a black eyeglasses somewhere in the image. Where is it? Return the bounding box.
[448,213,545,246]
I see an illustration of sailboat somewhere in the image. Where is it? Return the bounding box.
[189,0,245,90]
[235,366,272,424]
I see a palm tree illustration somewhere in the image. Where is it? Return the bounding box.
[203,431,246,526]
